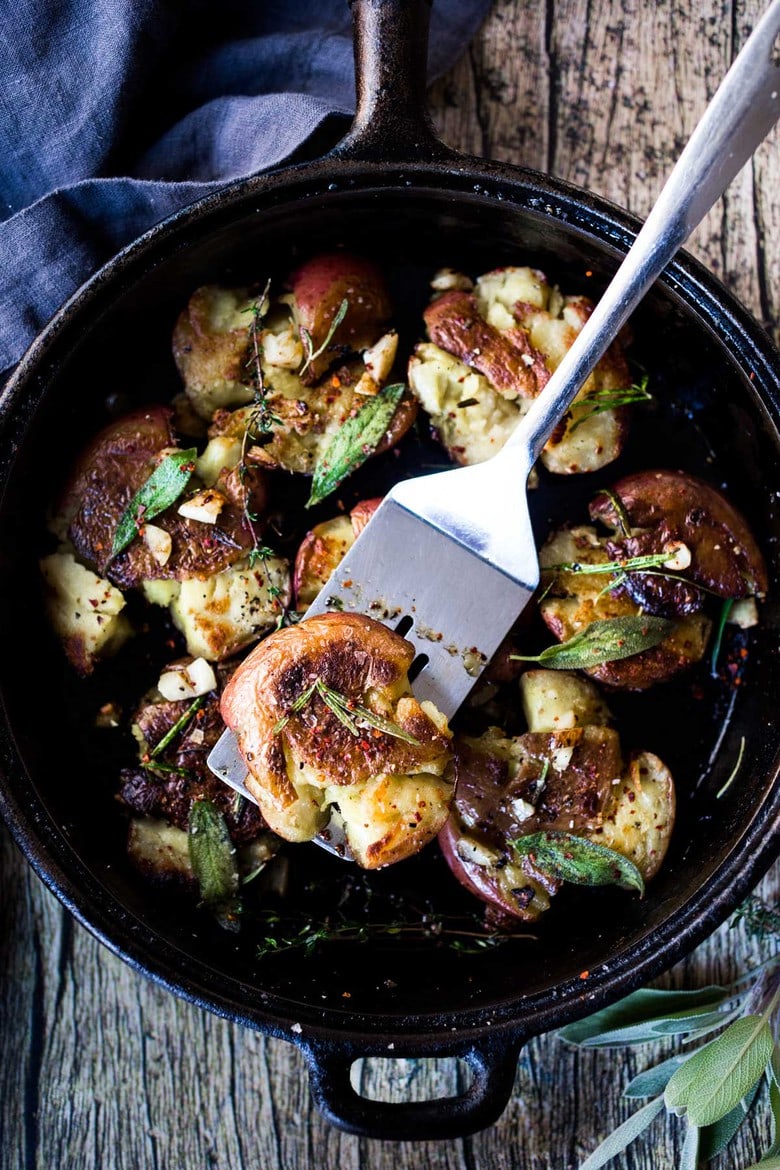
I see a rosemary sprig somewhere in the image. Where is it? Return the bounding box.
[299,297,349,376]
[150,695,205,758]
[569,373,652,432]
[272,677,421,746]
[561,898,780,1169]
[543,552,680,578]
[140,759,193,778]
[710,597,735,677]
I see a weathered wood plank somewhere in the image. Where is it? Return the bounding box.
[3,1,780,1167]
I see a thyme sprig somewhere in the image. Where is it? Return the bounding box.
[272,677,421,745]
[570,373,652,432]
[563,896,780,1169]
[299,297,349,376]
[256,908,527,958]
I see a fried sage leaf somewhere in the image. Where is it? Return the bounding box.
[513,831,645,894]
[307,382,406,507]
[512,615,675,670]
[110,447,197,558]
[188,799,241,932]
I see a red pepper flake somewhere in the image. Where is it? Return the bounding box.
[331,375,341,388]
[341,990,351,999]
[579,970,590,980]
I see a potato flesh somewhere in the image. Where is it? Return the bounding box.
[143,555,290,661]
[598,752,675,881]
[40,551,131,675]
[173,285,258,419]
[520,669,613,732]
[410,266,628,473]
[127,816,279,884]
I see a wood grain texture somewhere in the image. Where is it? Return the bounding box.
[3,2,780,1167]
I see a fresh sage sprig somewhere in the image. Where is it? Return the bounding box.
[561,894,780,1170]
[570,373,652,432]
[299,296,349,376]
[273,676,421,745]
[511,615,675,670]
[513,831,645,895]
[110,447,197,559]
[188,799,241,932]
[306,382,406,507]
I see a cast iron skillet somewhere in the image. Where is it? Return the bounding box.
[2,0,780,1141]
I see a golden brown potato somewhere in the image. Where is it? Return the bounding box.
[538,526,712,690]
[439,672,675,921]
[220,612,454,868]
[293,498,382,607]
[172,285,258,420]
[408,265,631,473]
[40,549,132,675]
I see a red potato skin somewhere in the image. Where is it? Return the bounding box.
[590,469,769,598]
[287,253,393,384]
[349,497,382,537]
[424,290,549,399]
[62,405,264,589]
[293,498,383,608]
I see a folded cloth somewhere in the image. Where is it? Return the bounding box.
[0,0,491,377]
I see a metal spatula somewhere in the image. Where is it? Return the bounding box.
[208,0,780,851]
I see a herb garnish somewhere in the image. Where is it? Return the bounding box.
[110,448,197,559]
[569,373,652,432]
[140,759,193,778]
[306,382,406,507]
[710,597,734,677]
[716,735,746,800]
[299,297,349,377]
[256,908,527,958]
[561,901,780,1170]
[149,695,205,758]
[511,616,674,671]
[597,488,632,538]
[513,831,645,894]
[188,799,241,932]
[273,676,421,745]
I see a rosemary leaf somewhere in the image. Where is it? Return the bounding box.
[150,695,205,758]
[513,831,645,894]
[300,297,349,375]
[141,760,193,778]
[543,552,674,577]
[710,597,735,677]
[273,677,421,746]
[272,679,319,735]
[306,382,406,507]
[716,735,746,799]
[596,488,632,537]
[188,799,241,933]
[110,448,197,558]
[511,615,674,670]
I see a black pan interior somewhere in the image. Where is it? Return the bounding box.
[1,175,779,1032]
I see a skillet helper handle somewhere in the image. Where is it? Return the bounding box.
[331,0,457,163]
[301,1034,522,1140]
[505,0,780,465]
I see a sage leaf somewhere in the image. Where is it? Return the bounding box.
[306,382,406,507]
[559,986,728,1046]
[744,1160,780,1170]
[513,831,644,894]
[764,1070,780,1160]
[579,1095,665,1170]
[664,1014,774,1127]
[623,1056,686,1098]
[679,1119,700,1170]
[512,616,675,670]
[698,1081,760,1161]
[110,447,197,558]
[188,799,241,933]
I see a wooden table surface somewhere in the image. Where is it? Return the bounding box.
[3,2,780,1167]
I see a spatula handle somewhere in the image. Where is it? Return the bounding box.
[505,0,780,464]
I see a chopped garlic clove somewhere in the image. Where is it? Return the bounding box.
[142,523,173,566]
[662,541,692,571]
[354,371,379,397]
[455,835,500,868]
[362,330,398,384]
[158,657,217,700]
[430,268,474,292]
[727,596,759,628]
[178,488,225,524]
[510,797,536,822]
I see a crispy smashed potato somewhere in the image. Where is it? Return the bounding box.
[221,612,454,868]
[40,549,132,675]
[293,498,382,607]
[439,671,675,921]
[408,265,630,473]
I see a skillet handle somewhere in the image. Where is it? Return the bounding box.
[331,0,459,163]
[300,1033,522,1139]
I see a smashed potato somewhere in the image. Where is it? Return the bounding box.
[220,613,454,868]
[439,671,675,921]
[408,265,631,473]
[40,549,132,675]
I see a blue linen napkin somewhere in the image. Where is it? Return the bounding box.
[0,0,491,378]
